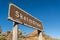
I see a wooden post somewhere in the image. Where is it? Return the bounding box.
[12,22,18,40]
[38,30,43,40]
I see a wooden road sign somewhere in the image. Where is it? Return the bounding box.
[8,3,43,31]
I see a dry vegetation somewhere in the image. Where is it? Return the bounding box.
[0,30,59,40]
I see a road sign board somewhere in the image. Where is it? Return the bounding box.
[8,3,43,31]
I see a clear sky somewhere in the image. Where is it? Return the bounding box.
[0,0,60,38]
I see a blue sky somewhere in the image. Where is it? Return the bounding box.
[0,0,60,38]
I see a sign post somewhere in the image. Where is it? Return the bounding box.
[38,30,43,40]
[8,3,43,40]
[13,22,18,40]
[38,32,43,40]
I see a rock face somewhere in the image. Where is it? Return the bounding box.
[24,30,38,40]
